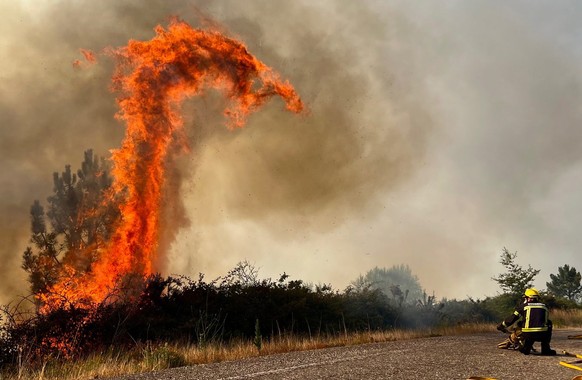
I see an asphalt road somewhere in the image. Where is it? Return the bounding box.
[115,329,582,380]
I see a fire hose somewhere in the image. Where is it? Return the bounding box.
[560,351,582,372]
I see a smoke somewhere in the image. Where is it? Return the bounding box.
[1,0,581,304]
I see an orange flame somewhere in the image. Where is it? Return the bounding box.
[42,18,303,311]
[72,48,97,68]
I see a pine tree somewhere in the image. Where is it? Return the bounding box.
[546,264,582,302]
[22,150,119,296]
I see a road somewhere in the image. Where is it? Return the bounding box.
[116,329,582,380]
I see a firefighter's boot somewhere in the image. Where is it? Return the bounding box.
[541,342,556,356]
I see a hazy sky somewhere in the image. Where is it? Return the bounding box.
[1,0,581,304]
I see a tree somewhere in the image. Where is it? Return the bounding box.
[224,260,260,287]
[22,150,118,296]
[491,247,540,295]
[22,201,60,296]
[546,264,582,302]
[351,264,424,304]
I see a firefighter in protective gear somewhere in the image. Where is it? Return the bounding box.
[496,288,556,355]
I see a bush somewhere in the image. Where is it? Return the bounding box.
[6,271,580,366]
[542,294,581,310]
[142,343,187,369]
[0,273,401,364]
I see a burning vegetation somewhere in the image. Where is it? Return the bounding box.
[5,14,581,377]
[25,18,303,313]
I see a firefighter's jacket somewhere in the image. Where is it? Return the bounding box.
[502,301,550,333]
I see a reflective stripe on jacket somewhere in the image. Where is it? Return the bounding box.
[522,302,548,332]
[502,301,549,333]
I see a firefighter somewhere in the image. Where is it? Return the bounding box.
[497,288,556,355]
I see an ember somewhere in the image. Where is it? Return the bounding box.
[41,18,303,312]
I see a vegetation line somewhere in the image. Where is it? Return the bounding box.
[2,322,499,380]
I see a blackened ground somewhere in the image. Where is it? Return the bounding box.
[114,329,582,380]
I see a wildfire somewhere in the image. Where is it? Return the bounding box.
[41,18,303,311]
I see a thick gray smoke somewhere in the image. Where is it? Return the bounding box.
[1,1,581,304]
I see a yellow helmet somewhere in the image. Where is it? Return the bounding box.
[524,288,540,298]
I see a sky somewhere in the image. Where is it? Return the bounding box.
[1,0,581,305]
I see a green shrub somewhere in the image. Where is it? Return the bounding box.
[142,343,187,369]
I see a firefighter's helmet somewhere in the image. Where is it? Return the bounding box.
[524,288,540,299]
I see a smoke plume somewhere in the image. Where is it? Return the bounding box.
[1,1,581,304]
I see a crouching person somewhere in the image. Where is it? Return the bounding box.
[497,288,556,356]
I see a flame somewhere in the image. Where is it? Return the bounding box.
[73,48,97,68]
[42,18,303,311]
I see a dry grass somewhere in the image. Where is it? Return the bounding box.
[3,316,578,380]
[550,308,582,328]
[0,323,496,380]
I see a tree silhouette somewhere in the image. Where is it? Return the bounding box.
[351,264,424,304]
[546,264,582,302]
[491,247,540,295]
[22,150,119,297]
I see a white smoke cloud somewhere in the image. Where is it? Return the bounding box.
[1,0,581,305]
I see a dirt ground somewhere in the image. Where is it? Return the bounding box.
[114,328,582,380]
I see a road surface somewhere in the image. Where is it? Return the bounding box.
[115,329,582,380]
